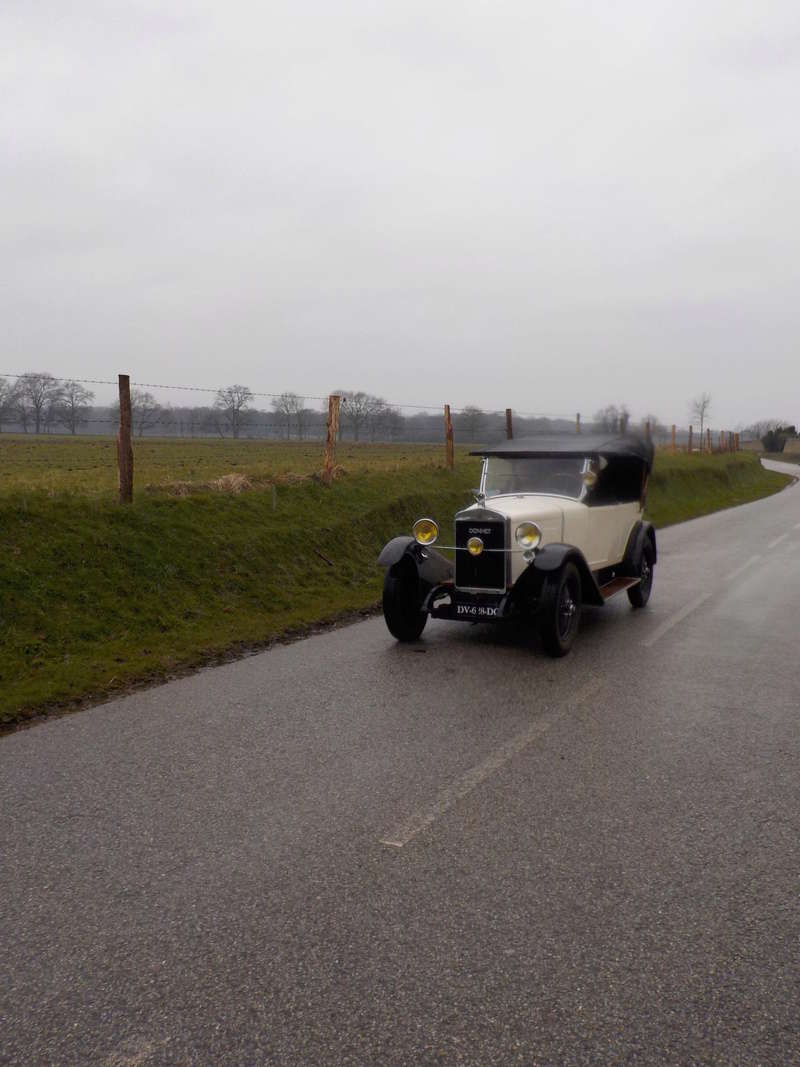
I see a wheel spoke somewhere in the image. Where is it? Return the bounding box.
[558,579,578,639]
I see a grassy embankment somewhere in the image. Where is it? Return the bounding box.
[0,437,791,725]
[644,451,792,526]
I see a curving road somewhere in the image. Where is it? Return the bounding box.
[2,461,799,1065]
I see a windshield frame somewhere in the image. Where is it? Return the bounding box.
[479,455,594,502]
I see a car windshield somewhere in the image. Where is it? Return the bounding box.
[483,456,586,499]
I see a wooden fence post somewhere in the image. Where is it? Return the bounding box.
[505,408,513,440]
[735,432,740,451]
[671,424,676,454]
[576,413,581,434]
[645,420,651,443]
[719,431,724,452]
[117,374,133,504]
[706,427,711,453]
[444,405,455,470]
[322,394,340,486]
[688,425,693,453]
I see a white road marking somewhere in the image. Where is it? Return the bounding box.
[724,555,762,583]
[380,680,600,848]
[379,721,551,847]
[767,533,789,550]
[642,592,712,648]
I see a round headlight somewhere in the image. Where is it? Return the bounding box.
[467,536,484,556]
[412,518,439,546]
[515,522,542,550]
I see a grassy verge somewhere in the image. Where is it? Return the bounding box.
[1,464,479,724]
[644,451,792,527]
[0,450,790,725]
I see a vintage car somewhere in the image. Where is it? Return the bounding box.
[378,433,656,656]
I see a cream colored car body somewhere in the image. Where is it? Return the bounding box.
[459,493,643,585]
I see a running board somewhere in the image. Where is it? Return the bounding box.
[599,576,640,601]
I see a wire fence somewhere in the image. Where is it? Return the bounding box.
[0,369,749,502]
[0,370,580,421]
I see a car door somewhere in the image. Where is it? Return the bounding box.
[583,457,644,568]
[584,504,622,569]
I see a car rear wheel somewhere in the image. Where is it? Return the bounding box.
[383,562,427,642]
[539,562,582,657]
[627,541,655,609]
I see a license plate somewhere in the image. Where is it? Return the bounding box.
[455,603,499,618]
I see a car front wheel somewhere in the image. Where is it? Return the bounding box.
[627,541,655,609]
[383,562,427,642]
[539,562,582,657]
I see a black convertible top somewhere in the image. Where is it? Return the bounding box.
[470,433,655,472]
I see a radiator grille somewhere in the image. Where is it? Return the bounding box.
[455,519,507,591]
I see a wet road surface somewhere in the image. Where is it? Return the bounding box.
[2,461,799,1065]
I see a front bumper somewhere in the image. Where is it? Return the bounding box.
[423,582,516,622]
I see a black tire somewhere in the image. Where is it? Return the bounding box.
[382,563,427,642]
[539,562,582,657]
[627,541,655,608]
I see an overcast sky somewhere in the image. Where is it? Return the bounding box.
[3,1,799,426]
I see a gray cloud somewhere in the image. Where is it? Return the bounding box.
[2,0,799,426]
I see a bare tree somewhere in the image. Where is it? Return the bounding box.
[639,413,668,444]
[0,377,16,432]
[339,391,374,441]
[747,420,796,452]
[594,404,630,434]
[386,407,406,441]
[199,406,224,437]
[366,399,403,441]
[134,390,164,437]
[743,419,771,440]
[271,392,302,440]
[366,397,399,441]
[56,380,95,435]
[295,405,313,440]
[457,405,484,442]
[155,405,175,436]
[111,389,163,437]
[186,406,211,438]
[690,392,712,447]
[13,372,64,434]
[15,393,30,433]
[215,384,253,439]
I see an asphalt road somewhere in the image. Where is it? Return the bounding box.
[2,461,799,1066]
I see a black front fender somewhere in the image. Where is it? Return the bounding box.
[512,543,604,607]
[622,521,657,575]
[377,536,416,569]
[377,536,454,593]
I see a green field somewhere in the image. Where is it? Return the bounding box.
[0,434,461,496]
[0,436,791,725]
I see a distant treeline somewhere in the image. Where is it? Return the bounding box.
[0,399,578,443]
[0,374,774,445]
[0,375,585,442]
